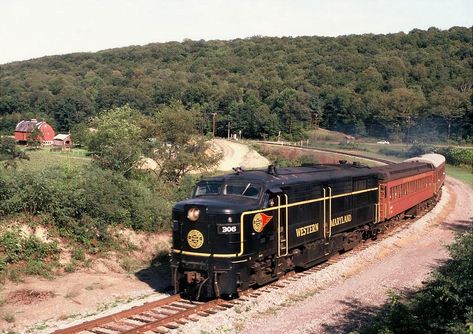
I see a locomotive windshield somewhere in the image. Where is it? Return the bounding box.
[223,182,262,198]
[194,181,223,196]
[193,181,262,199]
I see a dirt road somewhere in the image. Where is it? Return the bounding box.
[212,139,269,171]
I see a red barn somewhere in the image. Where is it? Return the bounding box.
[14,119,55,145]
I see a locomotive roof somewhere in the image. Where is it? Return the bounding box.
[373,161,433,181]
[205,163,380,187]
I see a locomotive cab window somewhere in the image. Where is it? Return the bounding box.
[266,195,276,207]
[193,181,223,197]
[223,182,262,199]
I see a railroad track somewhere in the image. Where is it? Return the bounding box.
[52,215,422,334]
[257,140,396,165]
[52,294,237,334]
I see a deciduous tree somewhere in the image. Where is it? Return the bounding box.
[377,88,426,142]
[431,87,470,139]
[151,101,221,183]
[87,105,145,175]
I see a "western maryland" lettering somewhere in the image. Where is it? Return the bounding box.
[295,223,319,237]
[330,214,352,227]
[295,214,352,238]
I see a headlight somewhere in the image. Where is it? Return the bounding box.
[187,207,200,221]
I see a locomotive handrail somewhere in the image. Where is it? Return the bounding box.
[328,187,332,238]
[276,194,289,257]
[277,195,281,257]
[323,188,327,241]
[331,187,378,199]
[284,194,289,256]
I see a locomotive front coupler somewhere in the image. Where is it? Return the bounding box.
[185,271,204,284]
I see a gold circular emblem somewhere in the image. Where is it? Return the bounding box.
[252,214,263,233]
[187,230,204,249]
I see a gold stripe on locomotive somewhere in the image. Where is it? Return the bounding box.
[172,187,378,258]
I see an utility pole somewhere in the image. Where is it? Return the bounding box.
[211,113,217,137]
[227,122,231,140]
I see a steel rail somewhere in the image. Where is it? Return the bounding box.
[257,140,396,165]
[122,298,227,334]
[52,294,181,334]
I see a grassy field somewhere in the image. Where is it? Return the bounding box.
[17,148,90,171]
[446,165,473,189]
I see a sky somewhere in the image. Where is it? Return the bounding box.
[0,0,472,65]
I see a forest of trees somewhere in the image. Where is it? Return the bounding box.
[0,26,471,142]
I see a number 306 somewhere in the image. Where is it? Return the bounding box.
[222,226,237,233]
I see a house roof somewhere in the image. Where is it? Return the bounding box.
[54,134,70,141]
[15,120,47,133]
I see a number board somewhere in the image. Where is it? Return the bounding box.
[217,224,240,235]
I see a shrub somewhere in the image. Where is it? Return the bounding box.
[299,155,319,165]
[0,231,59,265]
[338,141,367,151]
[64,262,76,273]
[0,229,60,279]
[378,147,409,158]
[173,174,201,202]
[0,164,174,250]
[22,235,59,261]
[72,248,85,261]
[406,143,435,157]
[0,230,23,263]
[25,260,55,278]
[438,147,473,168]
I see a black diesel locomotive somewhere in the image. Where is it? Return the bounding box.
[171,162,382,299]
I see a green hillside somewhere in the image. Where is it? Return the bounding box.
[0,27,471,141]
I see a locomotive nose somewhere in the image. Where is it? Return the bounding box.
[173,204,211,253]
[172,199,245,257]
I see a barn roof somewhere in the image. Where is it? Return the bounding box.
[54,134,70,141]
[15,120,47,133]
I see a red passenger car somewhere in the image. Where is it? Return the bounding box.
[375,153,445,222]
[404,153,446,198]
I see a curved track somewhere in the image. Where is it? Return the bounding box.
[257,141,396,165]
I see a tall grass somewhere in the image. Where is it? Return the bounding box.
[16,148,90,172]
